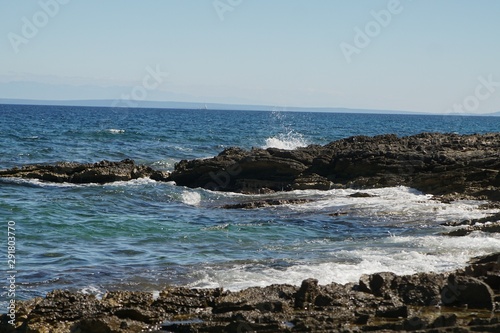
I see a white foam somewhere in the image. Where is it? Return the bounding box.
[288,186,497,224]
[106,177,158,187]
[188,232,500,290]
[107,129,125,134]
[263,131,308,150]
[80,285,105,299]
[0,176,158,188]
[181,191,202,206]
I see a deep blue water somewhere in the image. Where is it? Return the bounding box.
[1,104,500,307]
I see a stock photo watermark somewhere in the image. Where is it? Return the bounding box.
[6,221,17,326]
[340,0,410,64]
[111,65,169,109]
[8,0,70,54]
[447,75,499,114]
[207,162,242,190]
[213,0,243,21]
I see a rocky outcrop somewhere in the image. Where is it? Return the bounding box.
[170,133,500,201]
[0,159,170,184]
[2,253,499,333]
[2,133,499,201]
[442,212,500,236]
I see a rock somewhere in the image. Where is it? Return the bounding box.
[349,192,376,198]
[441,275,495,309]
[169,133,500,202]
[392,272,446,306]
[222,198,311,209]
[443,221,500,236]
[375,305,408,318]
[73,316,149,333]
[0,159,171,184]
[292,174,332,190]
[358,272,397,297]
[429,314,458,328]
[295,278,319,309]
[3,255,500,332]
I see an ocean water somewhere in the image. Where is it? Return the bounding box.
[1,104,500,307]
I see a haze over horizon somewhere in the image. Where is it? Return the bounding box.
[1,0,499,114]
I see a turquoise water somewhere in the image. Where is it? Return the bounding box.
[1,104,500,307]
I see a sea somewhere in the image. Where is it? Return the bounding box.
[1,104,500,308]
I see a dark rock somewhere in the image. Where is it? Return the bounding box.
[295,278,319,309]
[375,305,408,318]
[444,221,500,236]
[168,133,500,202]
[73,316,148,333]
[329,211,348,216]
[0,159,170,184]
[4,255,500,332]
[392,272,446,306]
[349,192,376,198]
[292,173,332,190]
[222,198,311,209]
[441,275,495,309]
[429,314,458,328]
[358,272,397,297]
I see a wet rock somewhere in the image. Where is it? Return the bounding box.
[358,272,397,297]
[392,273,446,306]
[155,287,224,314]
[295,278,319,309]
[222,198,311,209]
[3,256,500,333]
[0,159,170,184]
[73,316,149,333]
[441,275,495,309]
[292,174,332,190]
[169,133,500,202]
[349,192,376,198]
[429,314,458,328]
[443,221,500,236]
[375,305,408,318]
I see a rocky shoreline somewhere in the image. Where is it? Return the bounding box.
[2,253,499,332]
[2,132,499,201]
[1,132,500,332]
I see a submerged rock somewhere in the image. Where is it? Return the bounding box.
[222,198,311,209]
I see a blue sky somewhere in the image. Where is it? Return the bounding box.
[1,0,499,113]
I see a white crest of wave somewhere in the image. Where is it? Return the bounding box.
[188,232,500,291]
[0,176,159,188]
[263,131,308,150]
[288,186,498,223]
[181,191,202,206]
[107,129,125,134]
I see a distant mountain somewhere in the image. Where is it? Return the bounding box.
[0,98,427,115]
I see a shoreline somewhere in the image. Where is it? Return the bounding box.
[2,132,500,332]
[2,253,499,332]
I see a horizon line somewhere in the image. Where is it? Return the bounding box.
[0,98,498,117]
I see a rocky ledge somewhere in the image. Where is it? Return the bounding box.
[2,253,499,333]
[170,132,500,201]
[0,159,170,184]
[1,133,499,202]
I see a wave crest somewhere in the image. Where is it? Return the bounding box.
[263,131,308,150]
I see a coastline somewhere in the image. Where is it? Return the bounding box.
[2,253,499,332]
[2,132,500,332]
